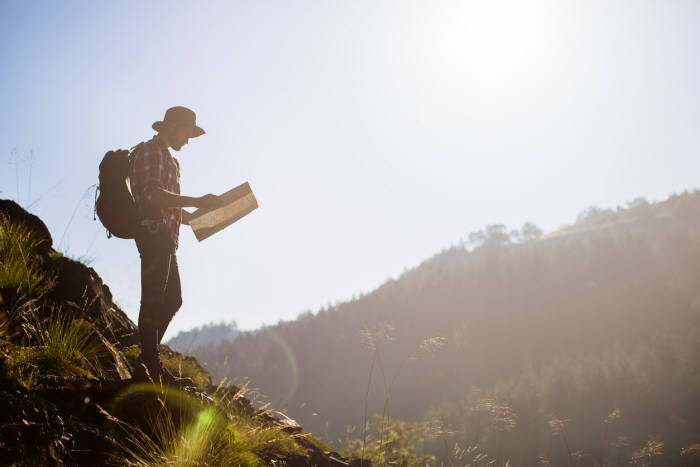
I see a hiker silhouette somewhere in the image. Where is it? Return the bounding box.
[129,106,222,383]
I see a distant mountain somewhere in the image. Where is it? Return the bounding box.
[187,191,700,465]
[165,321,238,353]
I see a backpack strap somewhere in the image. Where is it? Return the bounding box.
[125,142,145,197]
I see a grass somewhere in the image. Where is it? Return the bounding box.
[304,432,334,453]
[0,215,105,387]
[0,214,55,308]
[123,345,212,390]
[7,306,108,387]
[342,415,435,466]
[102,382,308,466]
[357,322,446,465]
[160,345,212,389]
[0,212,318,466]
[51,248,96,267]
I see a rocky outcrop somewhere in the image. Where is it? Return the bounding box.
[0,376,124,465]
[0,199,139,361]
[49,255,139,348]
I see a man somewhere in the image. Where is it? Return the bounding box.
[129,106,221,382]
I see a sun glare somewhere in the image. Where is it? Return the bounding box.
[432,0,562,92]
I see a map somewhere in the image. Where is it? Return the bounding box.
[188,182,258,241]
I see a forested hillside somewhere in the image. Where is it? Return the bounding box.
[166,321,238,353]
[188,191,700,465]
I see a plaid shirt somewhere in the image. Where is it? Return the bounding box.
[129,136,182,249]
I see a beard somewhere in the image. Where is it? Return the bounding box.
[171,139,187,151]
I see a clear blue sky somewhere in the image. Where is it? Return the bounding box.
[2,0,699,338]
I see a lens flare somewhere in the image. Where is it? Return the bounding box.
[108,382,226,464]
[172,406,219,461]
[110,382,195,414]
[264,328,299,406]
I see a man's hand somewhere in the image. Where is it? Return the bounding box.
[196,193,223,210]
[181,209,192,225]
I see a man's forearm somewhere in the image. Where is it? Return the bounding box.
[148,188,201,208]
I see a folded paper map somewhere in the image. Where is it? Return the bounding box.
[189,182,258,242]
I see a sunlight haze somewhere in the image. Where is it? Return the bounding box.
[1,0,698,338]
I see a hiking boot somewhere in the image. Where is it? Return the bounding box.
[138,319,165,380]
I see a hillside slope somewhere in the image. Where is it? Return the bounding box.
[0,200,359,466]
[188,191,700,464]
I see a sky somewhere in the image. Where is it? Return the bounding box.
[1,0,699,338]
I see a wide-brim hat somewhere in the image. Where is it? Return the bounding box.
[152,106,205,138]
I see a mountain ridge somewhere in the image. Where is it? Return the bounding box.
[183,190,700,465]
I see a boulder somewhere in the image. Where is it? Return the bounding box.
[49,256,138,348]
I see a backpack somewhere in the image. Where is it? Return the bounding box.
[95,143,143,239]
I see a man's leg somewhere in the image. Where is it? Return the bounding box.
[138,250,173,376]
[158,254,182,344]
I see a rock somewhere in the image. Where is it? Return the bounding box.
[49,256,139,347]
[93,326,132,380]
[268,410,303,434]
[0,200,53,255]
[0,376,124,465]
